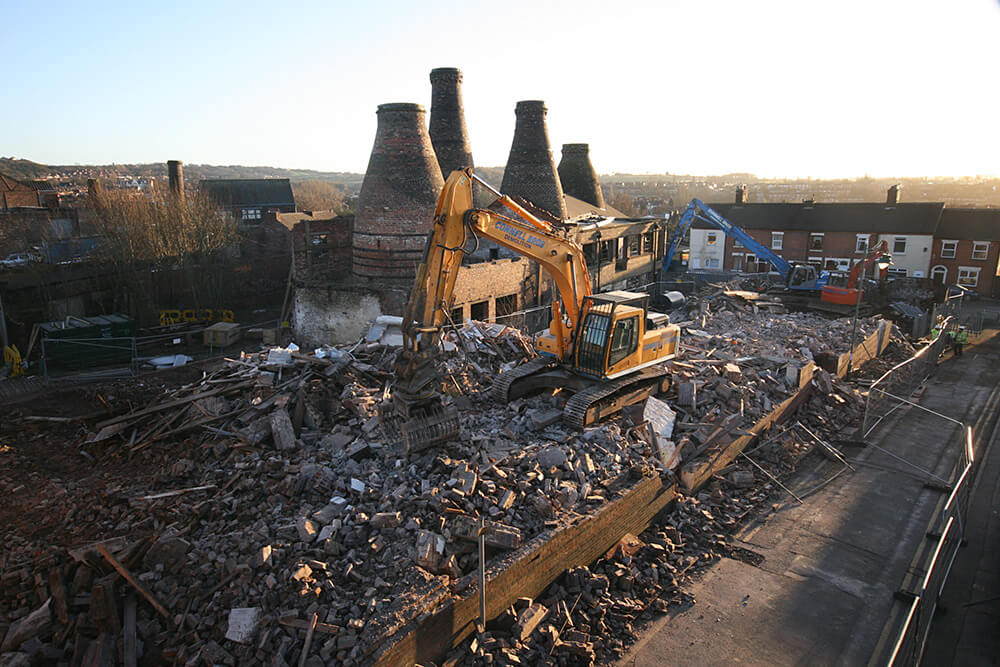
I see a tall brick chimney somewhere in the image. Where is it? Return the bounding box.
[353,103,444,280]
[428,67,474,179]
[501,101,567,219]
[167,160,184,200]
[735,184,748,204]
[87,178,103,206]
[558,143,605,209]
[887,183,900,205]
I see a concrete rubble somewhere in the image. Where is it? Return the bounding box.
[0,300,906,665]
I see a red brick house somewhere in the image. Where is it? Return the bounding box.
[691,201,944,278]
[929,208,1000,296]
[1,173,59,210]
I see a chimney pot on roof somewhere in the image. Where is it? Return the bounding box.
[887,183,901,205]
[501,100,567,219]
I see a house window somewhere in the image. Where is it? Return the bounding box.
[707,232,718,246]
[940,240,957,259]
[856,234,870,253]
[887,268,907,278]
[241,207,262,222]
[972,241,990,261]
[495,293,518,319]
[809,234,823,251]
[627,235,640,257]
[599,240,614,262]
[733,237,744,248]
[958,266,980,287]
[808,256,822,269]
[583,243,597,265]
[931,265,947,284]
[825,257,850,272]
[771,232,783,250]
[641,232,654,254]
[893,237,907,254]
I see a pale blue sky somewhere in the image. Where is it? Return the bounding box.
[3,0,998,178]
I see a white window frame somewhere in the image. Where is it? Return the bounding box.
[940,239,957,259]
[886,267,908,278]
[809,233,824,251]
[893,236,907,254]
[825,257,851,272]
[972,241,989,261]
[771,232,784,250]
[733,238,744,248]
[856,234,870,253]
[957,266,980,287]
[930,265,947,284]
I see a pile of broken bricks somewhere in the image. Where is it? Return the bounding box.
[0,309,887,665]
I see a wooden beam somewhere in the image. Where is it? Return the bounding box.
[95,380,253,429]
[372,474,675,666]
[95,544,170,621]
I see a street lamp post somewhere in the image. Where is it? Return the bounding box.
[594,229,602,293]
[847,253,892,379]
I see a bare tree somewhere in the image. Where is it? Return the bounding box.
[291,180,348,212]
[90,184,239,322]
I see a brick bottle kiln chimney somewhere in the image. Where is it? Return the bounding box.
[429,67,474,178]
[887,183,901,205]
[501,101,567,219]
[735,184,748,204]
[353,103,444,280]
[558,143,605,209]
[167,160,184,200]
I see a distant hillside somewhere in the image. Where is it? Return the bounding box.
[0,157,366,188]
[0,158,51,180]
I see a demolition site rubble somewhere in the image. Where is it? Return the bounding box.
[0,301,900,665]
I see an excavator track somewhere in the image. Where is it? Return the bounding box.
[489,356,556,402]
[562,367,669,430]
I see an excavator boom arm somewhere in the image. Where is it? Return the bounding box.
[403,169,592,359]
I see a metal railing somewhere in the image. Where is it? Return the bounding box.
[886,427,975,666]
[862,317,955,438]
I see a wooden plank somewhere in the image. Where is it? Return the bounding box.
[95,380,253,429]
[95,544,170,620]
[372,474,675,666]
[124,593,137,667]
[277,616,342,635]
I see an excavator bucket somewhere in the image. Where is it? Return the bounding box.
[400,404,460,453]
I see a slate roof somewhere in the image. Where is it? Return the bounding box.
[199,178,295,208]
[935,208,1000,241]
[694,201,945,235]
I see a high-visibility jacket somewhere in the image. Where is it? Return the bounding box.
[956,330,969,344]
[930,327,940,340]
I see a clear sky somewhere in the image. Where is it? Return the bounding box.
[3,0,998,178]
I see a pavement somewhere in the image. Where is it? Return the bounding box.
[620,328,1000,666]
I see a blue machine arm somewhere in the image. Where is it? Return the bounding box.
[662,198,791,278]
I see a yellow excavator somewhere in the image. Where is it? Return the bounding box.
[393,169,681,450]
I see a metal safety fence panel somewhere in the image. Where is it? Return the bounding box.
[886,427,975,666]
[41,336,139,382]
[863,318,954,438]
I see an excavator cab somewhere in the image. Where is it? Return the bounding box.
[573,291,680,380]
